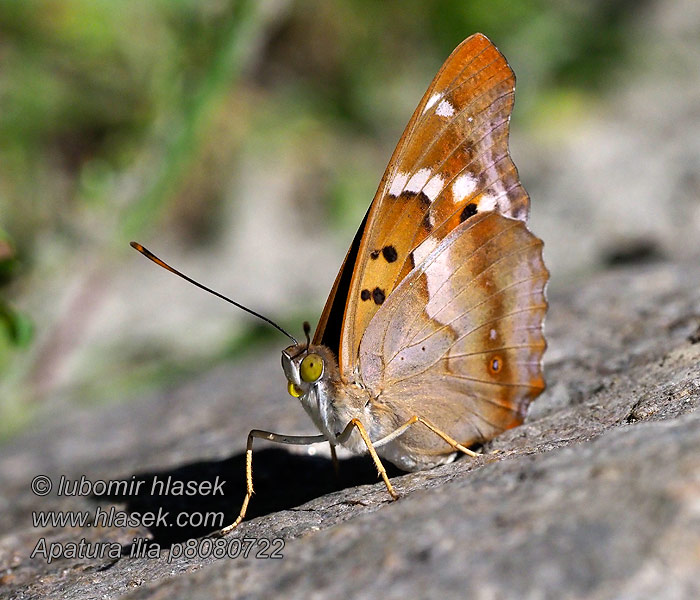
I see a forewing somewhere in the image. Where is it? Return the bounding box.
[312,208,369,355]
[336,33,529,376]
[359,211,548,447]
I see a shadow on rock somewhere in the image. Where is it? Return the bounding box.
[93,448,404,549]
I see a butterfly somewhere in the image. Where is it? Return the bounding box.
[132,32,548,534]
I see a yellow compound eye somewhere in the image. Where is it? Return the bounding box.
[300,353,323,383]
[287,381,303,397]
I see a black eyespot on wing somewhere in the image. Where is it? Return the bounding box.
[489,356,502,375]
[421,211,433,232]
[512,204,528,221]
[372,287,385,305]
[360,289,371,301]
[416,191,430,209]
[400,190,431,209]
[382,245,398,263]
[460,203,478,222]
[463,141,476,160]
[370,250,380,260]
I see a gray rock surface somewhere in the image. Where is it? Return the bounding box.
[1,259,699,599]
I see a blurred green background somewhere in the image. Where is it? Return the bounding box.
[1,0,698,440]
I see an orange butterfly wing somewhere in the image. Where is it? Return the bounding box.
[314,33,530,379]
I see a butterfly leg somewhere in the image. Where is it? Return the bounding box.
[373,416,479,458]
[219,429,326,535]
[329,443,340,480]
[336,418,399,500]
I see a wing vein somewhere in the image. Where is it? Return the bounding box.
[408,258,546,345]
[386,218,527,349]
[375,70,513,248]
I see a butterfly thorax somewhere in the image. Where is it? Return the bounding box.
[282,343,371,447]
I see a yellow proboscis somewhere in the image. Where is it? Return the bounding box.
[287,381,303,397]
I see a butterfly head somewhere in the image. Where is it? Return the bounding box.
[281,342,348,444]
[281,343,329,398]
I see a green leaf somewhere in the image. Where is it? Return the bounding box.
[0,303,34,347]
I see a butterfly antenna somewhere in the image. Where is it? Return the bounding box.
[303,321,311,352]
[130,242,298,345]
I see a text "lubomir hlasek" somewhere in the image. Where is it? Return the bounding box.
[54,475,225,497]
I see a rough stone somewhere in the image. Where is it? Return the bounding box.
[1,259,699,599]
